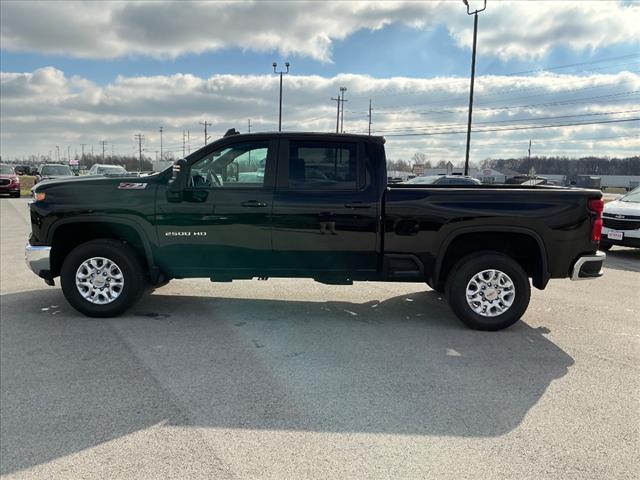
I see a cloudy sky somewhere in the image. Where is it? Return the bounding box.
[1,0,639,164]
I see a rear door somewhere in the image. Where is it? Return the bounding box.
[270,137,379,273]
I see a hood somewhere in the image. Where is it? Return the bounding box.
[603,199,640,216]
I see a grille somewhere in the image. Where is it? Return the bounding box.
[0,179,9,186]
[603,218,640,230]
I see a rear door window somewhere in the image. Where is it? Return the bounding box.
[288,141,358,189]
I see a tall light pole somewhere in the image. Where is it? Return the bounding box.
[159,126,164,161]
[272,61,290,132]
[462,0,487,176]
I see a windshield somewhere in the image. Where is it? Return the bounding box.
[97,166,126,175]
[621,187,640,203]
[41,165,72,176]
[405,176,440,185]
[0,165,14,175]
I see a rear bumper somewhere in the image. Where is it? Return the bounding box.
[570,251,606,281]
[25,244,53,282]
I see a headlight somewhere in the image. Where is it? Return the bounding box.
[33,191,46,201]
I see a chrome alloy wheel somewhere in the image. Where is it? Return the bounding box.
[75,257,124,305]
[465,269,515,317]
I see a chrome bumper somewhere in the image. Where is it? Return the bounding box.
[25,244,52,279]
[571,251,606,281]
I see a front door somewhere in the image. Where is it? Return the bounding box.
[155,138,276,276]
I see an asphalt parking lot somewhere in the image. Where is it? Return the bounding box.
[1,197,638,480]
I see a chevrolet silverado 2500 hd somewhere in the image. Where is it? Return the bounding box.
[26,132,605,330]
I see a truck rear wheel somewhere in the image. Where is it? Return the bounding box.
[60,239,146,317]
[445,251,530,331]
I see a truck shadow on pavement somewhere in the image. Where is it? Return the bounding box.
[1,288,574,475]
[603,247,640,273]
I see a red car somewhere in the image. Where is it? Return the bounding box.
[0,164,21,197]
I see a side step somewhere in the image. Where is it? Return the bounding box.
[384,254,424,280]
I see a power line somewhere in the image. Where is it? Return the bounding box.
[384,117,639,137]
[373,109,640,133]
[502,55,640,76]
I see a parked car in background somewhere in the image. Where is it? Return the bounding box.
[88,164,128,176]
[14,165,35,175]
[600,186,640,250]
[404,175,482,186]
[35,164,74,183]
[0,164,21,197]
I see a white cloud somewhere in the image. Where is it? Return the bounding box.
[1,1,638,61]
[1,67,639,163]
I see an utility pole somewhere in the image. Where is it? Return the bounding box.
[248,119,251,133]
[462,0,487,176]
[340,86,347,134]
[528,139,532,162]
[368,99,373,136]
[81,144,86,166]
[55,145,60,162]
[100,140,107,162]
[67,146,71,163]
[272,61,290,131]
[187,130,191,154]
[200,121,211,146]
[331,95,341,133]
[159,126,164,161]
[182,130,186,158]
[135,133,144,172]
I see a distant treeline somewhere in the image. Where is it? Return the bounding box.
[480,156,640,176]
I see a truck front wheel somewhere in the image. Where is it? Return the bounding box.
[60,239,146,317]
[446,252,531,331]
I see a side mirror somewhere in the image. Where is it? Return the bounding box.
[167,159,188,202]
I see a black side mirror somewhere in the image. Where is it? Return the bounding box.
[167,159,188,202]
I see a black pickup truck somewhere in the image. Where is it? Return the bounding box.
[26,131,606,330]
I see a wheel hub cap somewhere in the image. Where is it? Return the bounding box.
[75,257,124,305]
[465,269,515,317]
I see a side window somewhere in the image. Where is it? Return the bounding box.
[189,141,268,188]
[289,141,358,189]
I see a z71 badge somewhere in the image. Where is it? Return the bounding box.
[118,182,147,190]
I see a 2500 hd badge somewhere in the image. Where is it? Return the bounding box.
[164,231,207,236]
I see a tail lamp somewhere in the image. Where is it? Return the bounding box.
[588,198,604,242]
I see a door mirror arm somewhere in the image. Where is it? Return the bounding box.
[167,159,188,202]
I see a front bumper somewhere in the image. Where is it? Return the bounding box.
[570,251,606,281]
[25,244,53,283]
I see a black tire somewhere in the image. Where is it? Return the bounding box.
[445,251,531,331]
[60,239,147,317]
[11,191,20,198]
[599,243,612,251]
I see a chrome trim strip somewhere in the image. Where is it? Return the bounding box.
[25,244,51,277]
[571,251,606,281]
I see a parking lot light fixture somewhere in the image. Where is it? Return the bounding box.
[273,62,290,132]
[463,0,487,176]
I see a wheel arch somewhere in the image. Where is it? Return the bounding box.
[433,226,549,291]
[48,217,156,279]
